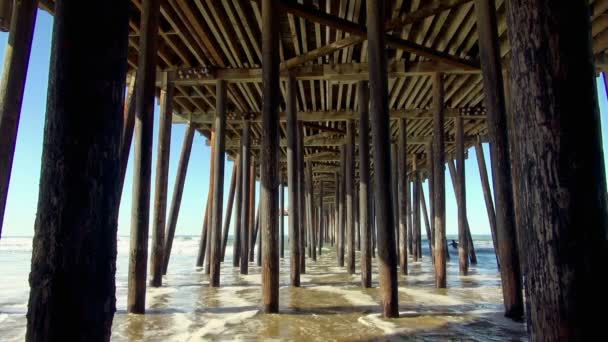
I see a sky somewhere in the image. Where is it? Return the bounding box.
[2,10,608,238]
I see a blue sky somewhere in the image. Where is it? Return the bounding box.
[2,10,608,238]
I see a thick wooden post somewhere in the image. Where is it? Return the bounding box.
[150,72,173,287]
[297,123,306,273]
[390,144,400,262]
[475,0,523,319]
[507,0,608,337]
[221,156,238,262]
[197,133,214,268]
[240,121,251,274]
[447,159,477,265]
[455,117,468,275]
[280,174,285,258]
[0,0,38,238]
[318,181,324,255]
[346,120,355,274]
[248,158,255,262]
[432,73,446,289]
[286,74,300,286]
[163,125,195,274]
[412,156,422,264]
[209,80,227,287]
[261,0,280,313]
[337,145,346,267]
[25,1,128,338]
[398,119,408,274]
[367,0,399,318]
[305,162,316,262]
[424,141,433,256]
[232,154,243,267]
[358,81,372,288]
[474,143,499,267]
[128,0,161,314]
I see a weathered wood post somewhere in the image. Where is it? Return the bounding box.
[209,80,227,287]
[412,156,421,264]
[318,181,324,255]
[280,173,285,258]
[455,117,468,275]
[337,145,346,267]
[398,119,408,274]
[305,162,316,262]
[390,144,400,261]
[475,0,523,319]
[346,120,355,274]
[334,171,339,254]
[150,72,173,287]
[474,142,499,267]
[286,74,300,286]
[25,0,128,338]
[222,158,239,261]
[261,0,280,313]
[297,123,306,274]
[232,154,243,267]
[248,158,256,263]
[507,0,608,337]
[419,181,433,263]
[447,159,477,265]
[432,73,446,289]
[128,0,161,314]
[424,141,433,257]
[240,121,251,274]
[367,0,399,317]
[197,133,215,269]
[358,81,372,288]
[163,125,195,274]
[118,77,137,202]
[0,0,38,238]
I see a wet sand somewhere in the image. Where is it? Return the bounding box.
[0,237,527,341]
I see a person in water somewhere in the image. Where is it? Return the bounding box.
[450,240,458,249]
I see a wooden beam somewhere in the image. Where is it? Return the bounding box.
[128,0,160,315]
[0,0,38,237]
[167,61,481,85]
[475,0,523,319]
[163,125,196,274]
[150,72,173,287]
[260,0,280,313]
[25,0,128,337]
[367,0,399,318]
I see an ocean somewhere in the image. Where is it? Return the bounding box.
[0,235,526,341]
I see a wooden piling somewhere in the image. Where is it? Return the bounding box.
[455,117,468,275]
[305,162,316,262]
[419,182,433,263]
[366,0,399,318]
[358,81,372,287]
[261,0,280,313]
[337,145,346,267]
[297,123,306,274]
[248,158,256,263]
[25,0,128,337]
[150,72,173,287]
[398,119,408,275]
[286,74,300,286]
[390,144,400,262]
[197,133,214,269]
[474,143,499,267]
[0,0,38,238]
[346,120,355,274]
[280,174,285,258]
[318,181,324,256]
[222,155,239,262]
[163,125,195,274]
[447,159,477,265]
[507,0,608,336]
[240,121,251,274]
[118,76,137,202]
[475,0,523,319]
[412,156,421,265]
[432,72,446,289]
[128,0,161,314]
[209,80,227,287]
[232,154,243,267]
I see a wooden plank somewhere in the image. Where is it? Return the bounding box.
[0,0,38,237]
[25,0,128,336]
[128,0,161,314]
[367,0,399,318]
[475,0,523,319]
